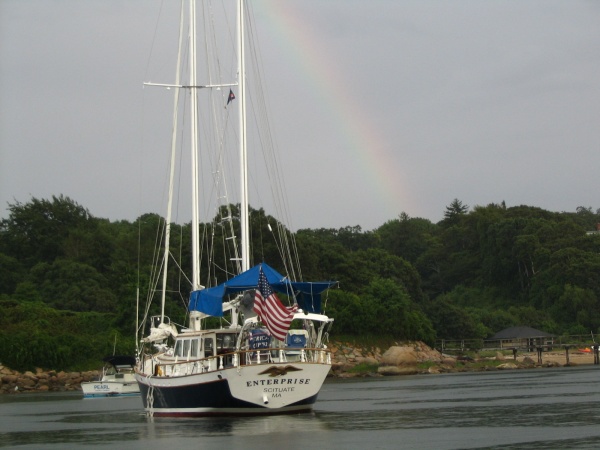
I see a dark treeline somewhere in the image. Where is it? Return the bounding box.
[1,195,600,371]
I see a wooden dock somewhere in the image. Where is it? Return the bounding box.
[435,338,600,365]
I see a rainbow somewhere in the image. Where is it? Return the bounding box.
[252,1,416,224]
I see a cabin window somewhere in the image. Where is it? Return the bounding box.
[204,337,214,356]
[217,333,236,354]
[174,340,183,357]
[191,338,199,357]
[183,339,191,358]
[223,334,234,348]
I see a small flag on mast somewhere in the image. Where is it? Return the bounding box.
[227,89,235,105]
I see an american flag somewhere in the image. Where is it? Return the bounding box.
[253,267,298,341]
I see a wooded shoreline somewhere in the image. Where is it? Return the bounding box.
[3,197,600,373]
[2,342,594,394]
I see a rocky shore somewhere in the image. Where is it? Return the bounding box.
[329,341,584,378]
[0,365,99,394]
[1,342,594,394]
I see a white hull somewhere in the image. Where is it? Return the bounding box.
[135,359,331,416]
[82,379,139,398]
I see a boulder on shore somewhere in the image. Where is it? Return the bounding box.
[378,365,419,376]
[381,343,443,367]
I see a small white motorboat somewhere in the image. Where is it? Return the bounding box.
[81,355,139,398]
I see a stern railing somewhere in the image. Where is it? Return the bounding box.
[140,346,331,378]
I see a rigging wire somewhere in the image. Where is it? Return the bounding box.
[244,1,303,280]
[138,0,319,335]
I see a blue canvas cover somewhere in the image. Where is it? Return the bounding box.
[188,263,335,316]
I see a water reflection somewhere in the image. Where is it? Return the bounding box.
[143,411,329,438]
[2,367,600,449]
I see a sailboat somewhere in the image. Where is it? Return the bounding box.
[135,0,337,417]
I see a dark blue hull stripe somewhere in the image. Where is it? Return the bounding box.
[138,379,318,416]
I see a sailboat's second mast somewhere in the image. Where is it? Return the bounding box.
[238,0,250,273]
[160,4,185,323]
[190,0,201,290]
[186,0,249,291]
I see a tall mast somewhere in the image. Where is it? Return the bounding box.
[190,0,201,289]
[160,3,185,324]
[238,0,250,272]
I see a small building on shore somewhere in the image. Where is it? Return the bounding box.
[489,326,554,351]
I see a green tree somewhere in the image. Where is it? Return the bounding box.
[335,248,425,304]
[550,284,600,331]
[442,198,469,225]
[0,252,24,295]
[361,278,434,342]
[377,213,437,264]
[0,195,93,266]
[30,260,117,312]
[324,289,364,335]
[328,279,434,342]
[422,289,489,340]
[295,228,349,281]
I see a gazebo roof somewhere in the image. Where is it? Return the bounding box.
[490,326,553,340]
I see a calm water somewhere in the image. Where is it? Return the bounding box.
[2,365,600,449]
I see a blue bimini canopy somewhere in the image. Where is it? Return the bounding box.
[188,263,336,317]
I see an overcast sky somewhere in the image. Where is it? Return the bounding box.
[1,0,599,231]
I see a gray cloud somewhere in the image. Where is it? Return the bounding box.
[1,0,598,231]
